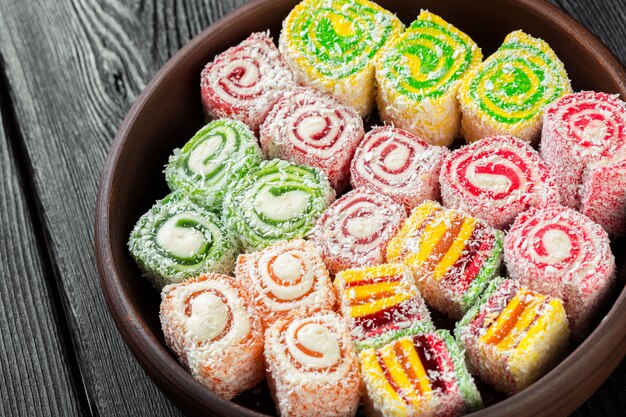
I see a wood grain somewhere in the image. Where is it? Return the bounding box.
[0,1,246,416]
[0,74,85,416]
[558,0,626,64]
[0,0,625,416]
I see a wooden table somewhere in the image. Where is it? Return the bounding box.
[0,0,625,416]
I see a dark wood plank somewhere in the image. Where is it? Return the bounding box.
[0,77,85,416]
[0,0,245,416]
[557,0,626,65]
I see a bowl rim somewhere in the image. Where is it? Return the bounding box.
[95,0,626,416]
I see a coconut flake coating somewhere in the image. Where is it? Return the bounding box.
[540,91,626,235]
[504,204,615,338]
[458,31,571,143]
[165,119,262,210]
[128,191,238,289]
[455,278,570,394]
[201,32,297,131]
[279,0,404,116]
[309,187,407,275]
[541,91,626,207]
[334,263,433,351]
[375,11,482,146]
[359,329,482,417]
[440,135,560,229]
[350,126,449,212]
[580,158,626,236]
[160,274,264,400]
[386,200,504,319]
[235,239,335,328]
[264,308,361,417]
[223,158,335,251]
[260,87,364,192]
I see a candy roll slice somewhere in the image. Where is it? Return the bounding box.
[386,201,503,319]
[224,159,335,251]
[310,188,407,275]
[376,11,482,146]
[350,126,449,212]
[235,239,335,328]
[440,135,560,229]
[200,32,297,131]
[540,91,626,234]
[360,330,482,417]
[541,92,626,208]
[458,31,571,143]
[265,309,361,417]
[334,263,433,351]
[455,278,570,394]
[260,87,365,192]
[160,274,264,399]
[128,192,238,289]
[279,0,403,116]
[165,119,262,210]
[504,204,616,338]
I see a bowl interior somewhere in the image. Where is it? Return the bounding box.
[97,0,626,416]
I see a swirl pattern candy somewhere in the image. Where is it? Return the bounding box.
[504,204,615,338]
[200,32,297,131]
[458,31,571,143]
[279,0,403,116]
[160,274,264,399]
[310,188,407,275]
[224,159,335,251]
[541,91,626,234]
[455,278,570,394]
[165,119,263,210]
[264,309,361,417]
[360,330,482,417]
[128,192,238,289]
[260,87,364,192]
[350,126,449,212]
[334,263,433,351]
[386,201,504,319]
[541,91,626,207]
[376,11,482,146]
[235,239,335,327]
[440,135,560,229]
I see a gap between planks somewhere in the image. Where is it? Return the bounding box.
[0,49,94,417]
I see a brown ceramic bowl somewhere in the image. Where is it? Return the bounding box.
[95,0,626,416]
